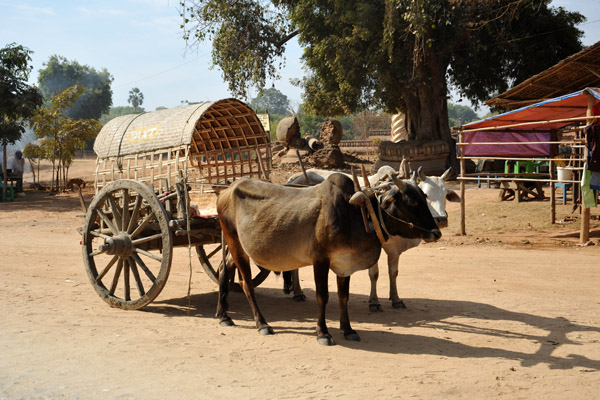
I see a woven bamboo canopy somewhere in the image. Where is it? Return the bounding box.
[487,41,600,109]
[95,99,267,158]
[93,98,270,188]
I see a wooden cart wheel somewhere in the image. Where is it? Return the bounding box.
[82,179,173,310]
[196,237,270,291]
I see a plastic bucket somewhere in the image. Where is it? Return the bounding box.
[557,166,574,181]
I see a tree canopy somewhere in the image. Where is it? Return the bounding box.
[31,85,102,191]
[128,87,144,112]
[38,55,113,120]
[249,88,292,115]
[0,43,43,145]
[180,0,585,164]
[447,103,479,127]
[99,105,144,125]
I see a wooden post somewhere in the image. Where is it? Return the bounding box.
[580,94,595,243]
[351,167,371,233]
[550,159,556,224]
[459,130,466,236]
[295,149,310,184]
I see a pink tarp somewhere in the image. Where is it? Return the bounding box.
[463,88,600,131]
[461,131,551,157]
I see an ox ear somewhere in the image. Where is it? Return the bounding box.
[417,166,426,182]
[349,191,368,206]
[446,189,462,203]
[441,167,453,181]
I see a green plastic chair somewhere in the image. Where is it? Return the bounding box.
[1,183,15,201]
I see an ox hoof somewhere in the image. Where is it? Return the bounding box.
[392,300,407,309]
[369,304,383,312]
[344,332,361,342]
[317,335,336,346]
[220,318,235,327]
[293,294,307,302]
[258,326,274,335]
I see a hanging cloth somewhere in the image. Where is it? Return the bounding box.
[585,124,600,172]
[581,163,598,208]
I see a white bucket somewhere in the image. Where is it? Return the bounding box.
[557,166,574,181]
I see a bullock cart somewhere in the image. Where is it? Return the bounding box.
[79,99,272,310]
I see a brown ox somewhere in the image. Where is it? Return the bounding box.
[216,173,440,345]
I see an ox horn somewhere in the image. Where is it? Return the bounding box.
[390,173,406,190]
[410,170,418,183]
[441,167,453,181]
[398,158,408,179]
[417,166,426,182]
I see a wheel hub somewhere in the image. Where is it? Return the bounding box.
[99,234,133,257]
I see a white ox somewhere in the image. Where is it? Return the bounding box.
[284,165,461,310]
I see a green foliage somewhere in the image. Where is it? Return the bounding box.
[180,0,294,98]
[38,55,113,120]
[0,43,44,146]
[99,106,144,124]
[128,87,144,111]
[23,139,46,185]
[31,85,102,191]
[249,88,291,115]
[447,103,479,127]
[180,0,584,151]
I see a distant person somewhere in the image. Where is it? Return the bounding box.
[10,150,25,195]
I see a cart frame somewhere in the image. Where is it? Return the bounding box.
[80,99,272,309]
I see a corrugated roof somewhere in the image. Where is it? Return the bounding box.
[486,41,600,109]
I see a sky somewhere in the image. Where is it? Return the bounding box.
[1,0,599,114]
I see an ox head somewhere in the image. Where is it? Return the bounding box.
[414,167,461,228]
[351,175,441,242]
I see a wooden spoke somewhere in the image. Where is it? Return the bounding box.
[124,258,131,301]
[88,248,106,257]
[96,208,119,235]
[134,247,162,263]
[96,255,119,283]
[121,189,130,232]
[206,244,222,259]
[107,193,123,231]
[128,256,146,297]
[89,230,111,240]
[130,211,155,239]
[131,253,157,283]
[109,259,123,295]
[127,195,143,234]
[131,233,163,246]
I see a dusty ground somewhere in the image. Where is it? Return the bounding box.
[1,158,600,399]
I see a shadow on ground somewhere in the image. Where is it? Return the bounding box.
[148,287,600,371]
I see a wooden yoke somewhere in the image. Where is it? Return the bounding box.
[361,164,370,188]
[351,167,371,233]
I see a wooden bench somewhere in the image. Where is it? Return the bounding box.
[499,180,545,202]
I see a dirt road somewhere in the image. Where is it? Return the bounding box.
[1,161,600,399]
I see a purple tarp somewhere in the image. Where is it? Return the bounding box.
[461,131,551,157]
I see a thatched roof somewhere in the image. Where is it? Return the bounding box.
[94,99,267,159]
[486,41,600,109]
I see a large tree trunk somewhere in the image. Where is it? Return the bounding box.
[399,53,458,171]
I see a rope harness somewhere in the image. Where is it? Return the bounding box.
[361,189,434,245]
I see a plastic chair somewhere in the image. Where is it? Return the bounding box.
[1,183,15,201]
[555,182,572,205]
